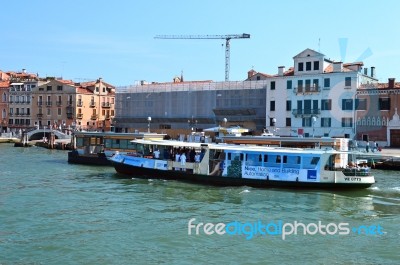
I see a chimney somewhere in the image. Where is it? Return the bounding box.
[371,67,375,78]
[332,62,343,72]
[388,78,395,89]
[278,66,285,76]
[247,69,256,79]
[22,68,26,73]
[364,68,368,75]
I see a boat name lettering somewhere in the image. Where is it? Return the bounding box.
[344,177,362,181]
[243,166,269,178]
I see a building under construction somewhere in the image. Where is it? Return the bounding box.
[114,79,267,134]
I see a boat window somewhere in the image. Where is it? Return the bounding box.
[264,155,268,162]
[228,153,242,162]
[303,156,320,169]
[119,139,128,149]
[246,153,262,166]
[104,138,111,148]
[76,137,84,147]
[283,155,301,168]
[266,154,281,167]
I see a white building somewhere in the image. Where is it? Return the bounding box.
[248,48,378,138]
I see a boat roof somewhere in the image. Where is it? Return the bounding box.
[130,139,346,155]
[73,131,166,139]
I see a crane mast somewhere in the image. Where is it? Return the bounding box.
[155,33,250,81]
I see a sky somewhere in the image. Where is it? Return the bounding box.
[1,0,400,86]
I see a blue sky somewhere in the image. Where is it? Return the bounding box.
[1,0,400,86]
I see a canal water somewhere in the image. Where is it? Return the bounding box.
[0,144,399,264]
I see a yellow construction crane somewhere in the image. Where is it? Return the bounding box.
[154,33,250,81]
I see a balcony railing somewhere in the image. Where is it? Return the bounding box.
[77,113,83,119]
[105,115,110,120]
[292,109,321,117]
[102,102,111,108]
[46,101,52,106]
[77,101,83,107]
[37,102,43,106]
[294,86,321,94]
[89,101,96,107]
[56,101,62,106]
[37,113,43,118]
[91,114,98,120]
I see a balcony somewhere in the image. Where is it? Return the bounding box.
[293,86,321,95]
[45,101,52,106]
[56,101,62,106]
[91,114,98,120]
[105,114,111,120]
[77,101,83,107]
[37,101,43,106]
[102,102,111,108]
[37,113,43,118]
[89,101,96,107]
[292,109,321,117]
[77,113,83,119]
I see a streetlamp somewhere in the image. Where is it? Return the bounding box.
[312,116,317,137]
[272,118,276,133]
[147,116,151,133]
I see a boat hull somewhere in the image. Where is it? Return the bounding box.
[68,151,111,166]
[112,161,374,190]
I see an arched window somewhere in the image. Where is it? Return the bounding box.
[367,117,371,126]
[376,117,381,126]
[371,117,376,126]
[2,93,6,102]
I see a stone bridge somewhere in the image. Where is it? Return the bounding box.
[25,128,71,141]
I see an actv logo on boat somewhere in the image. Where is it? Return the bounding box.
[187,218,384,240]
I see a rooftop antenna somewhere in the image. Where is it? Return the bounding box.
[318,38,321,52]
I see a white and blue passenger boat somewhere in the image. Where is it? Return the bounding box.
[110,139,375,189]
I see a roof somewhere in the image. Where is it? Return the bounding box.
[293,48,325,59]
[0,81,10,88]
[359,82,400,89]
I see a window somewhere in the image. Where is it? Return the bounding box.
[306,62,311,71]
[286,118,291,127]
[345,77,351,87]
[321,99,332,110]
[47,108,51,115]
[321,118,331,127]
[283,155,301,168]
[324,78,330,88]
[342,99,353,110]
[57,85,62,91]
[379,98,390,110]
[302,117,312,127]
[270,81,275,90]
[314,61,319,70]
[270,101,275,111]
[256,76,261,80]
[287,80,292,89]
[356,98,367,110]
[47,86,52,91]
[58,108,62,115]
[342,117,353,127]
[297,80,303,92]
[286,100,291,111]
[305,79,311,90]
[298,62,304,71]
[313,79,319,89]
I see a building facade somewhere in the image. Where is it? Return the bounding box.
[31,78,115,132]
[0,71,10,132]
[356,78,400,147]
[248,49,377,139]
[115,80,267,133]
[7,70,46,133]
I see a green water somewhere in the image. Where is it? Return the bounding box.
[0,144,399,264]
